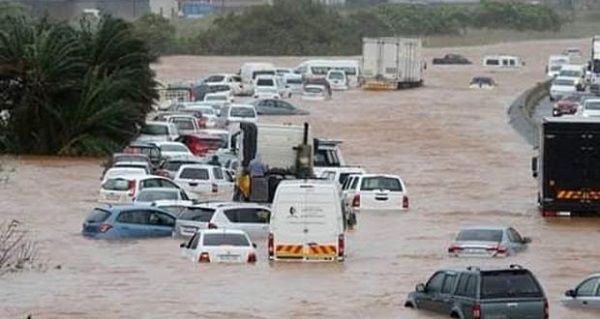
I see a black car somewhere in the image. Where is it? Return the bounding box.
[433,54,472,65]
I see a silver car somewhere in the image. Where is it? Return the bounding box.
[173,204,220,238]
[448,226,531,258]
[563,274,600,309]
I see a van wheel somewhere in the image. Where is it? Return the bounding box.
[404,301,415,308]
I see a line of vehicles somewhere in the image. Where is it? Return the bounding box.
[78,37,600,319]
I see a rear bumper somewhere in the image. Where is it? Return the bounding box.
[540,200,600,214]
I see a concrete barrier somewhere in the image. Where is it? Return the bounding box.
[507,79,551,146]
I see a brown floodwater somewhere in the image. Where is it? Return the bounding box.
[2,39,600,319]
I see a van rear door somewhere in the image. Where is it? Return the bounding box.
[271,185,307,259]
[302,184,341,260]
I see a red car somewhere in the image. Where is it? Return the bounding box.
[553,95,582,117]
[178,134,226,157]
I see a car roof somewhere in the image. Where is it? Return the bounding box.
[229,103,254,108]
[305,84,325,89]
[113,153,149,158]
[193,201,268,209]
[360,174,403,180]
[96,204,170,214]
[166,114,196,120]
[151,200,194,207]
[459,225,508,231]
[138,187,180,193]
[441,265,530,274]
[144,121,171,126]
[199,229,248,235]
[179,164,215,170]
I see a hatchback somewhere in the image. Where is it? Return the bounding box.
[448,226,531,258]
[180,229,257,264]
[405,265,548,319]
[99,175,183,204]
[82,206,176,239]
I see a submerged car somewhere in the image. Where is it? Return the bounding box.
[448,226,531,258]
[180,229,257,264]
[301,84,331,101]
[405,265,548,319]
[252,99,309,116]
[82,206,176,239]
[469,76,496,89]
[553,94,584,116]
[563,274,600,309]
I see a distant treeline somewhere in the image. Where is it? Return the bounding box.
[135,0,562,56]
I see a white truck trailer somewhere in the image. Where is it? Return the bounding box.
[361,37,424,90]
[590,36,600,94]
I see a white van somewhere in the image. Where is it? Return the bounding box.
[546,55,570,77]
[483,55,523,68]
[253,75,291,99]
[296,60,360,88]
[269,180,345,262]
[240,62,276,87]
[326,69,348,90]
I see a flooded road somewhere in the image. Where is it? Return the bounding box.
[3,39,600,319]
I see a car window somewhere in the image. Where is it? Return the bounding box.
[341,177,351,190]
[117,210,149,224]
[442,273,457,294]
[455,274,474,298]
[507,228,523,243]
[85,209,111,223]
[171,119,195,131]
[457,229,503,242]
[256,79,274,86]
[158,179,179,189]
[147,211,175,227]
[264,100,276,108]
[202,233,250,246]
[486,59,499,66]
[186,233,200,249]
[351,177,359,190]
[426,272,445,294]
[136,190,178,202]
[360,176,403,191]
[179,168,209,180]
[102,178,130,191]
[224,208,270,224]
[140,124,168,135]
[480,270,543,299]
[465,275,477,298]
[213,167,224,180]
[339,173,355,185]
[577,278,599,297]
[277,100,294,110]
[230,107,255,118]
[180,208,215,222]
[140,179,161,189]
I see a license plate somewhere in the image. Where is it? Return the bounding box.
[106,193,120,201]
[464,249,484,254]
[218,255,239,261]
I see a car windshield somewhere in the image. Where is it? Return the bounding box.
[206,95,227,101]
[585,101,600,110]
[179,208,215,222]
[550,65,562,71]
[305,87,323,94]
[286,78,302,84]
[555,79,575,86]
[360,177,403,191]
[85,209,111,223]
[161,144,188,152]
[480,270,543,299]
[114,155,146,163]
[102,178,130,191]
[328,72,344,80]
[456,229,503,242]
[559,70,581,77]
[180,168,209,180]
[140,124,169,135]
[230,107,255,118]
[171,119,195,130]
[256,79,274,86]
[203,233,250,246]
[136,190,178,202]
[206,75,225,82]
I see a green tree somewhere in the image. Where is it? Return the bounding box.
[133,13,176,56]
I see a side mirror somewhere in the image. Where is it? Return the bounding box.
[522,237,532,244]
[179,242,186,248]
[565,289,576,297]
[252,243,257,248]
[416,283,426,293]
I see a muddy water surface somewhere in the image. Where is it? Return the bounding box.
[2,39,600,319]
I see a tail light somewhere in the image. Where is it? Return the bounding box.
[338,234,345,257]
[211,183,218,193]
[268,233,274,257]
[127,179,136,197]
[208,222,218,229]
[402,195,409,209]
[487,244,507,256]
[99,223,112,233]
[544,298,549,319]
[448,244,463,254]
[247,252,257,263]
[198,252,210,263]
[472,304,481,319]
[352,194,360,207]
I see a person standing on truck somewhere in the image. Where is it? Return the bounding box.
[249,154,268,177]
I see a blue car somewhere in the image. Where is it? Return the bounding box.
[82,205,176,239]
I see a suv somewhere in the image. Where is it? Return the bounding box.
[405,265,548,319]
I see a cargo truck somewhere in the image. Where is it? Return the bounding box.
[361,37,424,90]
[532,117,600,216]
[590,36,600,94]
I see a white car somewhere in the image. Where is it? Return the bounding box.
[151,141,192,159]
[320,167,366,190]
[343,174,409,214]
[112,161,152,174]
[208,202,270,240]
[150,199,194,217]
[203,92,234,108]
[136,121,179,142]
[326,69,348,90]
[550,77,578,101]
[217,104,257,127]
[173,204,221,238]
[133,187,190,203]
[558,64,586,84]
[101,167,147,184]
[173,164,234,201]
[581,98,600,117]
[284,73,304,95]
[166,115,200,134]
[180,103,218,128]
[301,84,331,101]
[99,175,183,204]
[269,180,345,262]
[253,75,291,99]
[180,229,257,264]
[202,74,247,96]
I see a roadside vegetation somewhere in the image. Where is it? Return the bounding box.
[0,15,158,156]
[0,219,41,275]
[134,0,563,56]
